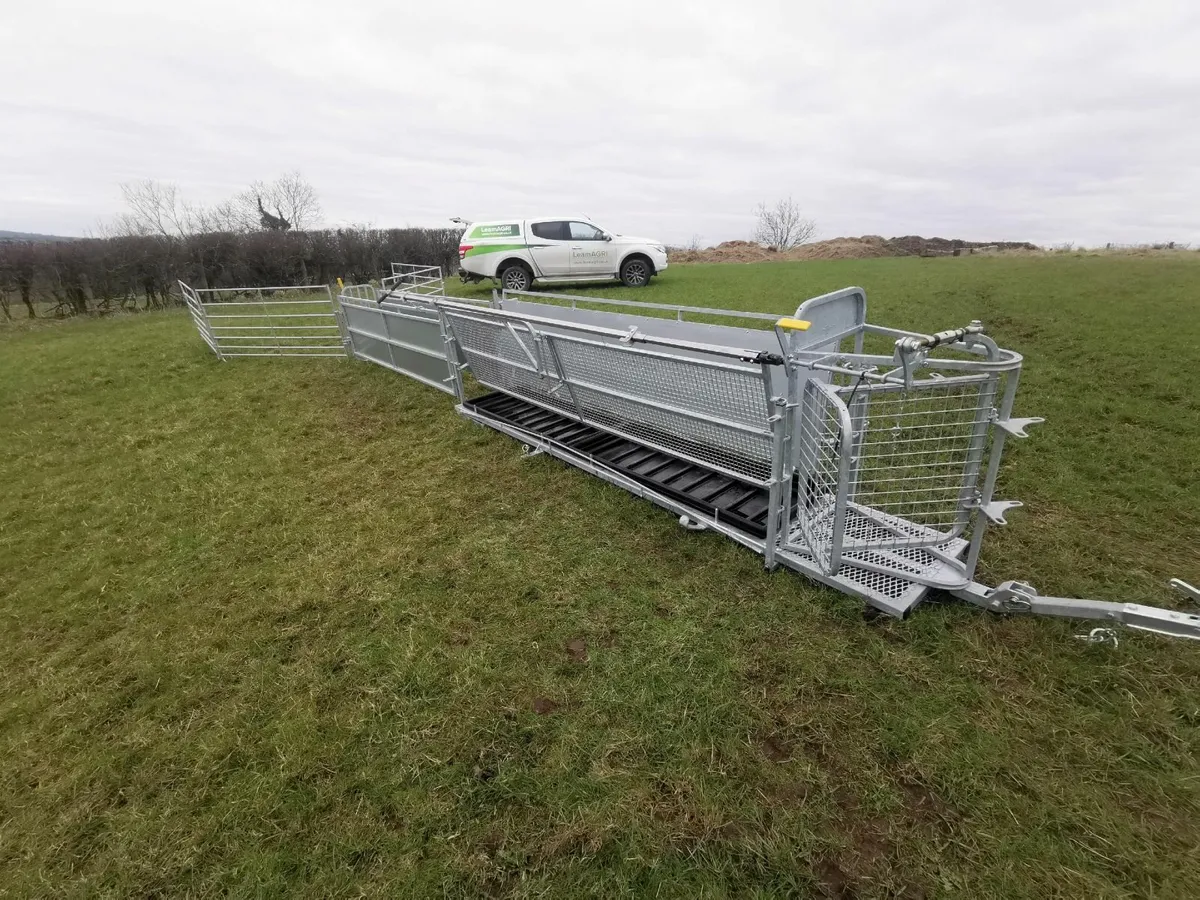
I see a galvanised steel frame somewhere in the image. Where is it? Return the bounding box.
[194,268,1200,641]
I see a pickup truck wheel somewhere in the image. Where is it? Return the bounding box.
[620,256,651,288]
[500,263,533,292]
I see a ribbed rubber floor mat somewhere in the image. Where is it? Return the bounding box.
[465,392,772,537]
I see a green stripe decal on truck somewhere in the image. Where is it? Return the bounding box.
[463,243,525,258]
[463,243,550,258]
[467,223,519,238]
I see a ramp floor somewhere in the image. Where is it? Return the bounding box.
[465,391,773,537]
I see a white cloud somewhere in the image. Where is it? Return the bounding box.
[2,0,1197,245]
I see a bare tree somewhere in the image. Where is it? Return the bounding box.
[115,180,197,237]
[231,172,322,232]
[109,173,322,238]
[270,172,321,230]
[189,198,243,234]
[753,197,816,251]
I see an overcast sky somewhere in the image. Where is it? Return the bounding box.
[3,0,1198,246]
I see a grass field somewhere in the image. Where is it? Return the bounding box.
[2,255,1198,898]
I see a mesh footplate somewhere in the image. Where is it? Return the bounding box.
[789,506,968,589]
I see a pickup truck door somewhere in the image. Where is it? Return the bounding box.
[526,220,572,276]
[567,220,615,275]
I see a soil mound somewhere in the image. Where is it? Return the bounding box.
[671,235,1038,263]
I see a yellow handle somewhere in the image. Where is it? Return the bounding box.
[775,317,811,331]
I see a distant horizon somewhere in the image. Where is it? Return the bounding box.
[2,226,1191,252]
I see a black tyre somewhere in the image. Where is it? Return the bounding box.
[499,263,533,292]
[620,256,651,287]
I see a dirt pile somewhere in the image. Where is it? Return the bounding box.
[670,235,1039,264]
[670,240,772,263]
[789,236,896,260]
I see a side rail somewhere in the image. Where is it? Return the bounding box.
[186,284,345,358]
[498,287,780,325]
[496,288,791,398]
[340,283,380,303]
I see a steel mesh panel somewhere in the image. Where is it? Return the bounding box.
[444,312,574,413]
[841,379,992,545]
[550,339,772,482]
[550,340,768,429]
[786,532,968,606]
[566,384,772,482]
[794,382,844,571]
[789,513,969,595]
[838,565,913,600]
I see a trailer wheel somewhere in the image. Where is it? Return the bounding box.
[500,263,533,292]
[620,255,651,287]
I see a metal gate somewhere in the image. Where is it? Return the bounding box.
[178,281,347,359]
[790,371,999,584]
[381,263,446,297]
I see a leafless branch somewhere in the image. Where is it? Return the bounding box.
[753,197,816,250]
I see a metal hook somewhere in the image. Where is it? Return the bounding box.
[1074,628,1119,648]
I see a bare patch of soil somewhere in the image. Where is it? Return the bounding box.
[758,734,792,762]
[565,638,588,662]
[531,696,559,715]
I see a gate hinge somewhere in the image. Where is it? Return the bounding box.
[987,580,1038,612]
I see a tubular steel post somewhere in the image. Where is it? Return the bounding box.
[327,285,352,358]
[825,385,855,574]
[779,352,801,550]
[965,368,1028,578]
[543,334,586,423]
[436,308,466,402]
[763,394,787,571]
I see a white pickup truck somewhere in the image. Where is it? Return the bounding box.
[458,216,669,290]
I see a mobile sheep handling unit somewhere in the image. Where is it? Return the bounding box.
[179,265,1200,643]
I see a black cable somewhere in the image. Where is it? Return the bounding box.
[834,368,871,454]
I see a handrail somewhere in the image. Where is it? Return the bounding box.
[434,297,784,366]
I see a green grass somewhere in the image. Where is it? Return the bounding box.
[1,255,1198,898]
